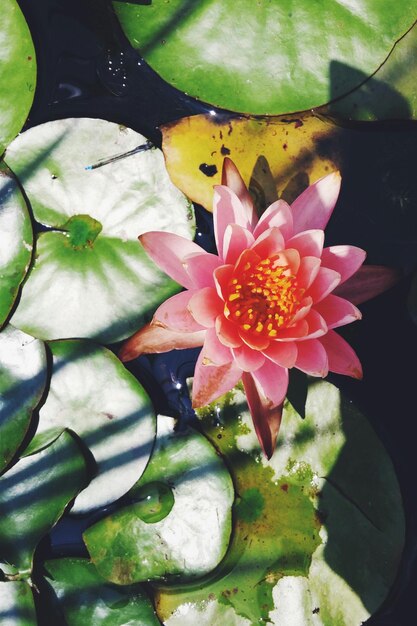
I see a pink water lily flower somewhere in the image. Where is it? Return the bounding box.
[120,159,398,458]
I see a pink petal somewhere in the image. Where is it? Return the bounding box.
[297,256,322,291]
[200,327,233,366]
[154,290,204,332]
[215,315,242,348]
[242,371,284,459]
[188,287,223,327]
[186,252,222,288]
[321,245,366,284]
[297,309,328,340]
[213,264,234,301]
[314,295,361,329]
[251,359,289,407]
[289,297,313,324]
[307,267,341,303]
[213,185,255,260]
[232,344,265,372]
[240,329,270,351]
[319,330,363,379]
[287,229,324,258]
[251,226,285,259]
[119,323,206,362]
[275,319,309,341]
[295,339,329,377]
[223,224,255,265]
[139,231,204,289]
[333,265,401,305]
[192,350,242,407]
[274,248,300,274]
[253,199,293,240]
[221,158,256,229]
[291,172,341,234]
[263,341,298,368]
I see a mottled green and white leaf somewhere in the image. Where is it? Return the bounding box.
[5,118,194,343]
[0,0,36,154]
[0,325,47,474]
[84,415,234,584]
[37,339,155,514]
[0,431,87,573]
[44,557,161,626]
[0,581,36,626]
[0,166,33,328]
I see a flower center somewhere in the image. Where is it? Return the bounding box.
[225,252,303,337]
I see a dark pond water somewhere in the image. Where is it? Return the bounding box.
[16,1,417,624]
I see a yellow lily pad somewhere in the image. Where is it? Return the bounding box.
[161,114,348,212]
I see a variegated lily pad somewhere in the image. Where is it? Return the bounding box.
[0,165,33,328]
[0,325,47,474]
[36,340,155,514]
[0,0,36,154]
[5,118,194,343]
[44,558,161,626]
[113,0,417,115]
[0,431,88,575]
[84,415,234,584]
[156,381,405,626]
[0,580,36,626]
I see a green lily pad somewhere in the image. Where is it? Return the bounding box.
[0,165,33,328]
[113,0,417,115]
[37,339,155,514]
[4,117,194,343]
[84,414,234,585]
[0,325,47,474]
[325,20,417,121]
[156,381,405,626]
[0,431,88,574]
[0,581,36,626]
[43,557,161,626]
[0,0,36,155]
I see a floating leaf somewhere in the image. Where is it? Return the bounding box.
[324,20,417,121]
[0,165,33,327]
[43,557,161,626]
[0,325,47,474]
[84,415,234,585]
[5,118,195,343]
[37,340,155,514]
[0,431,87,574]
[156,381,405,625]
[0,0,36,154]
[113,0,417,115]
[0,581,36,626]
[161,114,348,212]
